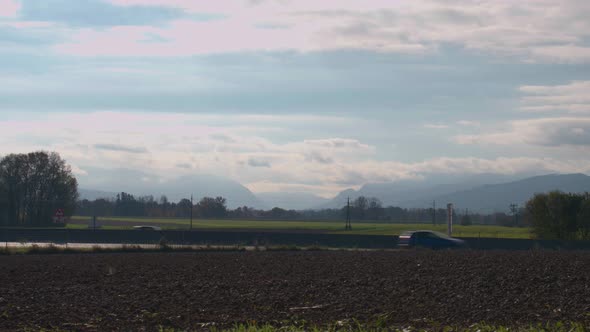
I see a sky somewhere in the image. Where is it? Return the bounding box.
[1,0,590,197]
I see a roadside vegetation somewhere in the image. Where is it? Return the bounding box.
[0,242,334,255]
[0,243,245,255]
[66,216,532,238]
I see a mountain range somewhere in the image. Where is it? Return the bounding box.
[255,192,330,210]
[78,169,590,213]
[319,173,590,213]
[77,167,263,209]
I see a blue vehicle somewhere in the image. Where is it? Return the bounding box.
[398,230,465,249]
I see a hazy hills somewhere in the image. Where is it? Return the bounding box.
[256,192,330,210]
[78,168,590,213]
[322,173,590,213]
[425,173,590,213]
[317,173,525,210]
[77,168,264,209]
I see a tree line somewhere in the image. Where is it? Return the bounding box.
[77,194,230,219]
[76,193,508,225]
[2,151,589,240]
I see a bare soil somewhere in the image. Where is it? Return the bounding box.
[0,251,589,331]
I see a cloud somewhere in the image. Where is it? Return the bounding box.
[175,162,192,169]
[519,81,590,113]
[457,120,480,127]
[424,124,448,129]
[45,0,590,62]
[247,157,271,168]
[454,117,590,148]
[2,111,589,197]
[405,156,587,177]
[19,0,187,27]
[0,0,20,17]
[94,143,149,154]
[304,151,334,164]
[70,164,88,176]
[455,81,590,150]
[530,45,590,64]
[302,138,372,150]
[209,133,236,143]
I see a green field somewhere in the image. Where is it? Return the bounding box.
[70,216,533,239]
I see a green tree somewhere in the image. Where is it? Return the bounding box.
[525,191,587,240]
[576,194,590,240]
[177,198,193,218]
[196,196,227,218]
[0,151,78,226]
[0,177,8,225]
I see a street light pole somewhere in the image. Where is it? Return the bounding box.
[190,194,193,231]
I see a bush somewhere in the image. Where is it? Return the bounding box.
[460,215,472,226]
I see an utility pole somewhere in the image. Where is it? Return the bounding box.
[447,203,453,236]
[190,194,193,231]
[432,200,436,225]
[345,197,352,230]
[509,203,518,226]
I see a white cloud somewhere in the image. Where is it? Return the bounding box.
[529,45,590,64]
[1,111,589,197]
[0,0,20,18]
[44,0,590,62]
[457,120,480,127]
[520,81,590,113]
[424,124,448,129]
[70,164,88,176]
[454,81,590,151]
[454,117,590,148]
[301,138,373,151]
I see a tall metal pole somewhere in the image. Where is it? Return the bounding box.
[190,194,193,231]
[346,197,351,230]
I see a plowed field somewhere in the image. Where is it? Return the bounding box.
[1,251,589,331]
